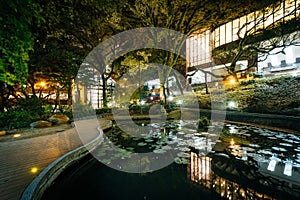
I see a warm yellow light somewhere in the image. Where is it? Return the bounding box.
[230,138,235,146]
[13,134,21,138]
[229,79,236,84]
[30,167,38,173]
[40,81,46,87]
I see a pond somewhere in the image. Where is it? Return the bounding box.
[43,120,300,200]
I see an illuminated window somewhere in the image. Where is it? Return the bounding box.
[285,45,295,64]
[214,27,220,47]
[264,7,274,28]
[247,12,256,33]
[232,18,240,40]
[226,22,232,43]
[186,39,190,65]
[205,30,210,63]
[255,10,265,30]
[220,24,226,45]
[239,16,247,37]
[285,0,296,19]
[296,0,300,15]
[273,2,284,23]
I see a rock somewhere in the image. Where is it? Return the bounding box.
[30,121,52,128]
[48,114,69,125]
[0,131,6,136]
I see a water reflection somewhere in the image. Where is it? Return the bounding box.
[189,150,300,199]
[102,121,300,199]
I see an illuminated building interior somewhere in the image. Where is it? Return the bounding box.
[187,0,300,85]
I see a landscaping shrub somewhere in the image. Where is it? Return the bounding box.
[96,107,112,115]
[198,116,210,131]
[0,97,46,129]
[163,101,178,113]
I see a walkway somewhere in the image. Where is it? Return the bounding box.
[0,118,110,200]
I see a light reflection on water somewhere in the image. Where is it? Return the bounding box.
[43,120,300,200]
[99,120,300,199]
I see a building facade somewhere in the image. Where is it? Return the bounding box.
[187,0,300,85]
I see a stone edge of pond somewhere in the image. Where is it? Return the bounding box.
[19,123,112,200]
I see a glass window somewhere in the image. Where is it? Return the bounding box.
[273,2,284,23]
[264,7,274,28]
[239,16,247,37]
[214,27,220,47]
[232,18,239,41]
[205,31,210,63]
[255,10,264,30]
[226,22,232,43]
[186,39,190,64]
[247,12,256,33]
[220,24,226,45]
[285,0,295,17]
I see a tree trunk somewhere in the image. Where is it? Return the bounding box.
[205,72,209,94]
[101,74,107,108]
[67,79,73,106]
[0,82,5,112]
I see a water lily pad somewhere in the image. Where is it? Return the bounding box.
[184,134,194,138]
[126,147,135,151]
[166,140,177,144]
[153,149,166,154]
[257,150,273,155]
[177,152,190,158]
[178,147,190,152]
[102,159,111,164]
[174,157,189,164]
[279,143,293,147]
[272,147,287,152]
[162,145,172,150]
[96,152,106,157]
[248,144,260,148]
[137,142,147,146]
[145,138,154,143]
[275,134,286,139]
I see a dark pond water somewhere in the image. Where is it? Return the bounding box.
[43,120,300,200]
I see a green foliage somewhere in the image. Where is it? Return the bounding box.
[129,104,149,115]
[227,76,300,114]
[131,85,149,100]
[195,76,300,115]
[0,0,42,85]
[163,101,178,113]
[0,97,45,129]
[198,116,210,131]
[96,108,112,115]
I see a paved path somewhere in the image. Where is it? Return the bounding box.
[0,119,110,200]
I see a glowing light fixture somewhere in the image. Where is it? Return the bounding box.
[229,79,236,84]
[230,138,235,146]
[13,134,21,138]
[30,167,38,173]
[39,81,46,87]
[177,100,183,105]
[228,101,236,108]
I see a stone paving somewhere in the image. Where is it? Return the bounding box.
[0,119,109,200]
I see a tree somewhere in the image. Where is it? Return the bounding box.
[0,0,41,86]
[212,1,300,81]
[26,0,124,109]
[112,0,280,102]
